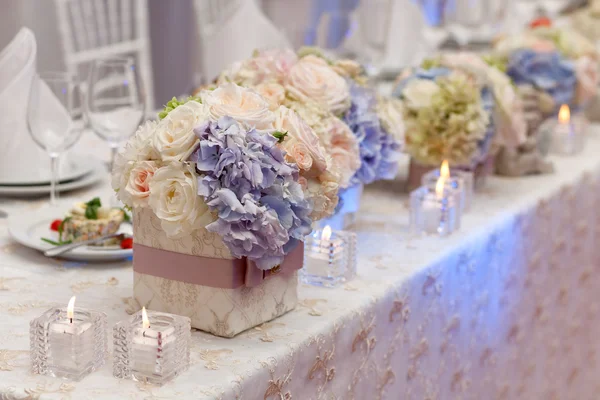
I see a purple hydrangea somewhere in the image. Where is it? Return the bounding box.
[189,117,312,270]
[344,83,402,185]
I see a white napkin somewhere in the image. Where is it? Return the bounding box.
[0,28,71,185]
[198,0,291,81]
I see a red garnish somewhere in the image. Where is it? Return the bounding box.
[120,237,133,249]
[50,219,62,231]
[529,17,552,29]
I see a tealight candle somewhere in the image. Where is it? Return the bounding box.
[549,104,585,155]
[300,225,357,288]
[421,160,472,211]
[30,296,107,380]
[410,175,461,236]
[113,307,191,385]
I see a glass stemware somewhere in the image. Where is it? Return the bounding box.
[85,57,145,171]
[27,72,84,206]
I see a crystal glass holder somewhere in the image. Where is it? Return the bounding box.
[30,307,107,380]
[549,115,587,155]
[113,310,191,385]
[301,230,357,288]
[410,183,461,236]
[421,168,473,211]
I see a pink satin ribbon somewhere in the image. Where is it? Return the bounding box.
[133,242,304,289]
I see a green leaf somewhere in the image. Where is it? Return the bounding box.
[41,237,61,246]
[120,208,131,222]
[85,206,98,220]
[272,131,288,143]
[41,237,72,246]
[158,96,202,120]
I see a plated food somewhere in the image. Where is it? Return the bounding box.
[43,197,132,249]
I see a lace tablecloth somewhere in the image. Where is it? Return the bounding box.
[1,128,600,399]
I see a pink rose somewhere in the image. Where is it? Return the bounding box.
[274,106,328,172]
[255,82,286,111]
[124,161,159,208]
[286,55,350,114]
[325,118,360,188]
[201,83,274,129]
[219,49,298,86]
[254,48,298,80]
[290,142,313,171]
[575,56,599,106]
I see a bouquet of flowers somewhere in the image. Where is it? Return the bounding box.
[112,82,340,270]
[217,47,404,189]
[392,63,490,167]
[492,25,599,109]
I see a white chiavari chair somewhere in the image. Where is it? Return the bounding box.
[54,0,155,110]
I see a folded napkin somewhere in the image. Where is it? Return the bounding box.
[0,28,71,185]
[198,0,291,81]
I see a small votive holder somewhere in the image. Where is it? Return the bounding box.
[30,306,107,380]
[549,105,586,155]
[113,309,191,385]
[421,168,473,211]
[300,227,357,288]
[410,183,461,236]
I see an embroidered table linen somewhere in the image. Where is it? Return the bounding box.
[1,129,600,399]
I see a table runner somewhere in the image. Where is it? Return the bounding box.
[1,129,600,399]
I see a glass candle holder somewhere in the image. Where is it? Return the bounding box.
[300,227,357,288]
[410,183,461,236]
[30,304,107,380]
[113,309,191,386]
[549,105,586,155]
[421,168,473,211]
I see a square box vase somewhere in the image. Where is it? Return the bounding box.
[132,209,302,338]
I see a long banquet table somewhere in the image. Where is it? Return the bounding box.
[1,127,600,399]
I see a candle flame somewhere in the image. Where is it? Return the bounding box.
[142,307,150,329]
[440,160,450,180]
[558,104,570,124]
[321,225,332,241]
[67,296,76,321]
[435,176,446,199]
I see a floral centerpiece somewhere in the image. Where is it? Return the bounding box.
[492,25,599,110]
[112,83,340,337]
[216,47,404,225]
[392,60,492,189]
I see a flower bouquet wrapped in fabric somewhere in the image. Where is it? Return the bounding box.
[216,47,404,228]
[112,83,340,337]
[392,59,492,190]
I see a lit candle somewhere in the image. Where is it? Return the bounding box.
[301,226,357,288]
[550,104,584,155]
[410,169,461,236]
[30,296,107,380]
[113,308,191,385]
[421,160,471,212]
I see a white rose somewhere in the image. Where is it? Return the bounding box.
[124,161,159,208]
[286,55,350,115]
[153,101,208,162]
[402,79,439,109]
[255,82,286,111]
[147,163,212,238]
[201,83,274,129]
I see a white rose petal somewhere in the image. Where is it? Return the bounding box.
[147,163,212,238]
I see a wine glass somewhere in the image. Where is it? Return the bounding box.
[27,72,85,206]
[85,57,145,171]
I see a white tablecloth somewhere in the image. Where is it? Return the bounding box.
[1,128,600,399]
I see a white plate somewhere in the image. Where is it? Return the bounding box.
[0,155,95,186]
[0,158,104,197]
[8,206,133,262]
